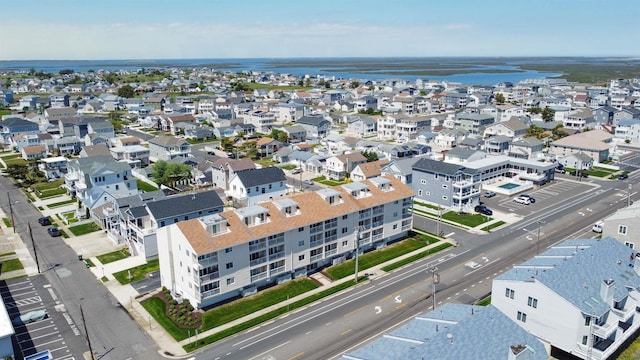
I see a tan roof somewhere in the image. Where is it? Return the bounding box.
[335,152,367,163]
[256,137,276,146]
[168,114,196,123]
[120,136,141,144]
[11,133,26,141]
[210,158,256,171]
[177,175,414,254]
[552,130,612,151]
[354,159,390,178]
[22,145,46,155]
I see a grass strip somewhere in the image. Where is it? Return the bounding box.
[68,222,101,236]
[113,259,160,284]
[47,199,77,208]
[96,248,130,264]
[0,258,24,272]
[480,221,506,232]
[381,243,453,272]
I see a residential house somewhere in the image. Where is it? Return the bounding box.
[226,167,288,207]
[110,145,150,167]
[508,137,544,160]
[325,153,367,180]
[255,137,281,158]
[0,117,40,145]
[433,129,469,150]
[412,158,481,212]
[49,93,70,108]
[495,104,526,122]
[484,135,512,155]
[111,136,143,148]
[380,156,426,185]
[162,114,196,135]
[148,136,192,162]
[601,202,640,249]
[11,133,50,152]
[593,106,617,126]
[143,94,167,111]
[121,190,224,259]
[353,96,378,112]
[21,144,47,160]
[157,175,414,308]
[558,152,594,171]
[208,158,256,191]
[87,121,115,139]
[44,136,84,155]
[350,159,389,182]
[44,107,77,123]
[441,92,469,109]
[346,115,377,137]
[614,119,640,144]
[39,156,68,180]
[564,108,595,130]
[64,155,138,213]
[483,119,528,139]
[444,147,487,164]
[550,130,612,163]
[244,109,275,133]
[342,303,547,360]
[280,125,307,143]
[455,112,495,135]
[297,115,331,139]
[492,237,640,360]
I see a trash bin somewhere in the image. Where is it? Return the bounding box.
[78,255,83,261]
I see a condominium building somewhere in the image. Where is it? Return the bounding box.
[157,176,414,309]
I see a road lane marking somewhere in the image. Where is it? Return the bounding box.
[341,329,352,335]
[289,352,305,360]
[248,340,291,359]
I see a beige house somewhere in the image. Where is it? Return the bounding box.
[549,130,612,163]
[351,159,390,181]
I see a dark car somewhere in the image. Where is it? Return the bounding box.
[38,217,51,226]
[569,171,588,178]
[519,194,535,203]
[619,173,629,180]
[47,227,61,237]
[474,205,493,216]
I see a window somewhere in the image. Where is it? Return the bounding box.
[421,179,427,184]
[619,225,628,235]
[582,336,588,345]
[418,190,422,196]
[442,196,448,200]
[298,227,304,232]
[625,242,635,249]
[227,277,235,285]
[505,288,515,299]
[393,224,398,230]
[298,254,305,260]
[342,215,348,220]
[517,311,527,323]
[225,248,233,253]
[584,316,591,326]
[115,184,120,190]
[527,296,538,308]
[342,240,348,246]
[342,227,348,234]
[298,240,304,246]
[226,262,233,269]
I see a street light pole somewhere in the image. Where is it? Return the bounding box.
[7,192,15,233]
[354,226,360,284]
[536,221,541,255]
[430,266,439,310]
[629,183,633,207]
[28,223,40,273]
[80,304,96,360]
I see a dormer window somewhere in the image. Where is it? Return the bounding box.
[201,213,229,235]
[273,198,300,217]
[317,188,343,206]
[369,176,393,192]
[235,205,270,227]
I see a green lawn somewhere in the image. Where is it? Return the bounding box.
[137,180,159,192]
[0,258,24,273]
[380,243,453,272]
[96,248,130,264]
[2,218,11,227]
[32,179,64,191]
[0,252,15,257]
[442,211,491,227]
[325,236,439,280]
[311,175,343,186]
[4,158,26,166]
[280,164,297,170]
[47,199,77,208]
[37,187,67,199]
[475,296,491,306]
[480,221,506,232]
[0,154,21,160]
[113,259,159,284]
[68,222,101,236]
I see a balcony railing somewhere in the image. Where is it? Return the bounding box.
[310,253,323,262]
[250,257,267,267]
[251,272,267,282]
[372,233,384,241]
[201,288,220,299]
[270,265,285,275]
[200,272,220,284]
[402,224,412,231]
[269,251,285,260]
[613,306,635,322]
[592,320,617,339]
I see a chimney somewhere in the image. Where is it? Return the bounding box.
[508,344,528,360]
[600,279,615,305]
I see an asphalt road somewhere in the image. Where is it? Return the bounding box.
[189,176,638,360]
[0,176,162,360]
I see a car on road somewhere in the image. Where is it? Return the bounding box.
[484,190,496,198]
[619,173,629,180]
[47,227,61,237]
[303,179,314,185]
[514,196,531,205]
[38,217,51,226]
[474,204,493,215]
[519,194,535,203]
[12,309,47,325]
[292,168,302,174]
[569,170,588,178]
[592,221,604,233]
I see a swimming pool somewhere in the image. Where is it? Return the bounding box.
[499,183,520,190]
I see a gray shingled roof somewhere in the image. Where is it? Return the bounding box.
[145,190,223,220]
[413,158,465,176]
[343,303,547,360]
[495,237,640,317]
[234,167,287,188]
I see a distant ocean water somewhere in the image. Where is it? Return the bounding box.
[0,57,563,85]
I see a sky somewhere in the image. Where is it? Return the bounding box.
[1,0,639,60]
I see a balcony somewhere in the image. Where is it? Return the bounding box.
[310,253,323,262]
[613,306,635,322]
[250,257,267,267]
[251,272,267,282]
[200,272,220,284]
[201,288,220,299]
[593,320,617,339]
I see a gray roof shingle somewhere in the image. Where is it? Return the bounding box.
[235,167,287,188]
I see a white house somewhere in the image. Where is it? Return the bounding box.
[226,167,288,207]
[492,237,640,360]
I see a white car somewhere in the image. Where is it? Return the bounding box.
[514,196,531,205]
[592,221,604,233]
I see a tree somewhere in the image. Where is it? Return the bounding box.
[350,81,360,89]
[525,124,544,139]
[362,151,379,162]
[104,73,118,84]
[151,160,192,186]
[494,93,506,104]
[28,67,36,76]
[117,84,135,98]
[542,107,555,122]
[59,69,74,75]
[220,137,234,152]
[526,107,542,114]
[276,132,289,143]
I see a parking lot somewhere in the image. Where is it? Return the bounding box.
[482,180,596,216]
[0,275,86,360]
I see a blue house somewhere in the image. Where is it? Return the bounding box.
[0,117,40,145]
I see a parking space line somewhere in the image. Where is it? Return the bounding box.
[49,346,70,355]
[21,323,57,333]
[9,290,38,298]
[19,337,64,353]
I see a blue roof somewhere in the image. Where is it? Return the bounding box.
[342,304,546,360]
[495,237,640,316]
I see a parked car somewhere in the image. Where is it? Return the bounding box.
[569,171,588,178]
[555,168,566,174]
[12,309,47,325]
[484,191,496,198]
[474,205,493,216]
[38,217,51,226]
[519,194,535,203]
[47,227,61,237]
[514,196,531,205]
[592,221,604,233]
[619,173,629,180]
[303,179,314,185]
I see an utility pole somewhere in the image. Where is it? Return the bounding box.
[28,223,40,273]
[80,305,96,360]
[629,183,633,207]
[430,266,439,310]
[536,221,541,255]
[8,192,15,233]
[354,227,360,283]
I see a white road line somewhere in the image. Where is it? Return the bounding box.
[247,340,291,358]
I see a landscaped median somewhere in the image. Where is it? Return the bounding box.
[411,201,493,230]
[140,232,454,352]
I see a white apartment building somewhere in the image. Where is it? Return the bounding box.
[492,237,640,360]
[157,176,414,309]
[244,109,275,133]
